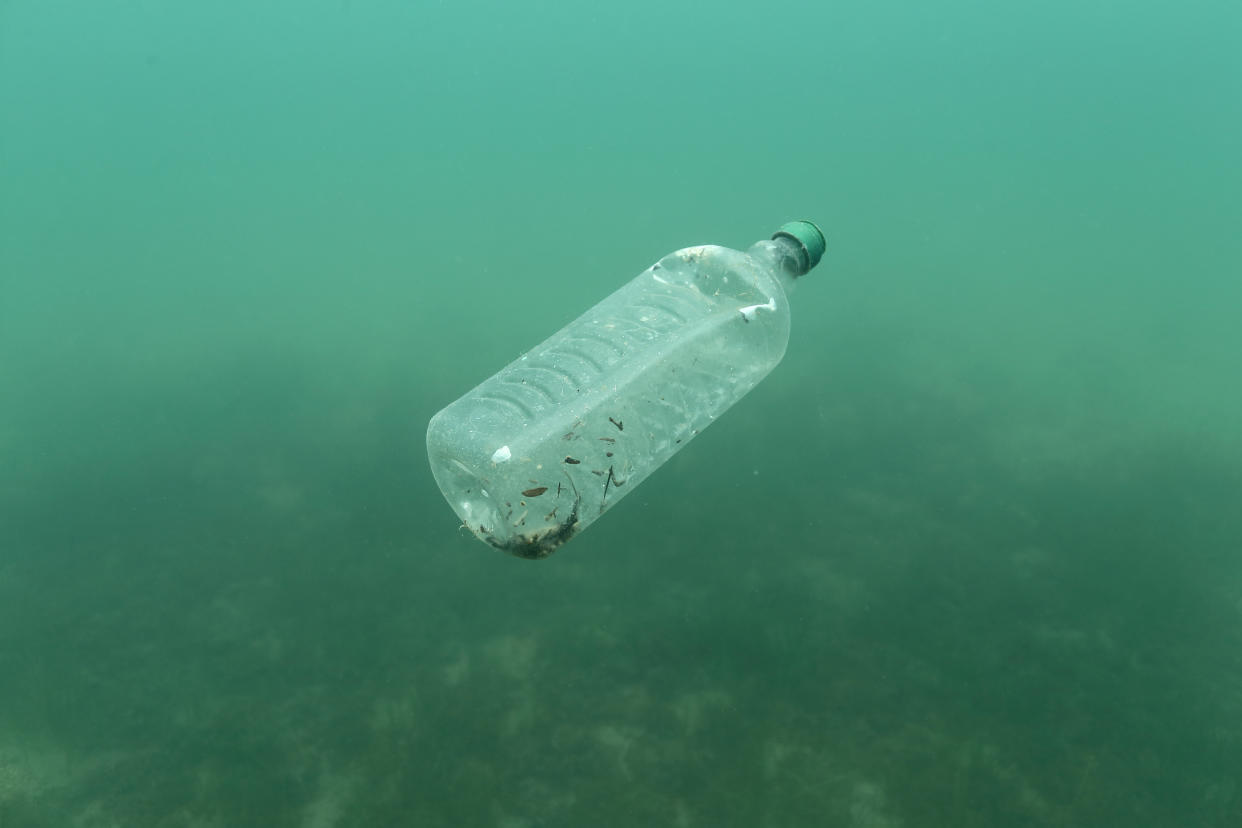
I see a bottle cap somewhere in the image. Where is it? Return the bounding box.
[772,220,827,275]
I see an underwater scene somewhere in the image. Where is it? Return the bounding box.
[2,1,1240,825]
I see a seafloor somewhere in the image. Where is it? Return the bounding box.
[3,344,1239,827]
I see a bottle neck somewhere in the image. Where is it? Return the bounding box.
[747,238,804,294]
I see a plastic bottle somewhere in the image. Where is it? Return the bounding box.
[426,221,826,559]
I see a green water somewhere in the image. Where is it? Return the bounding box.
[2,1,1240,825]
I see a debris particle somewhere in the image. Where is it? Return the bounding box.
[522,487,548,497]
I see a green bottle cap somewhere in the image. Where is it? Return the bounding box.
[772,220,827,275]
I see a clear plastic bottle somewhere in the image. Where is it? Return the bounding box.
[426,221,826,558]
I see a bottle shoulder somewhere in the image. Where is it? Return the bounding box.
[649,243,789,304]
